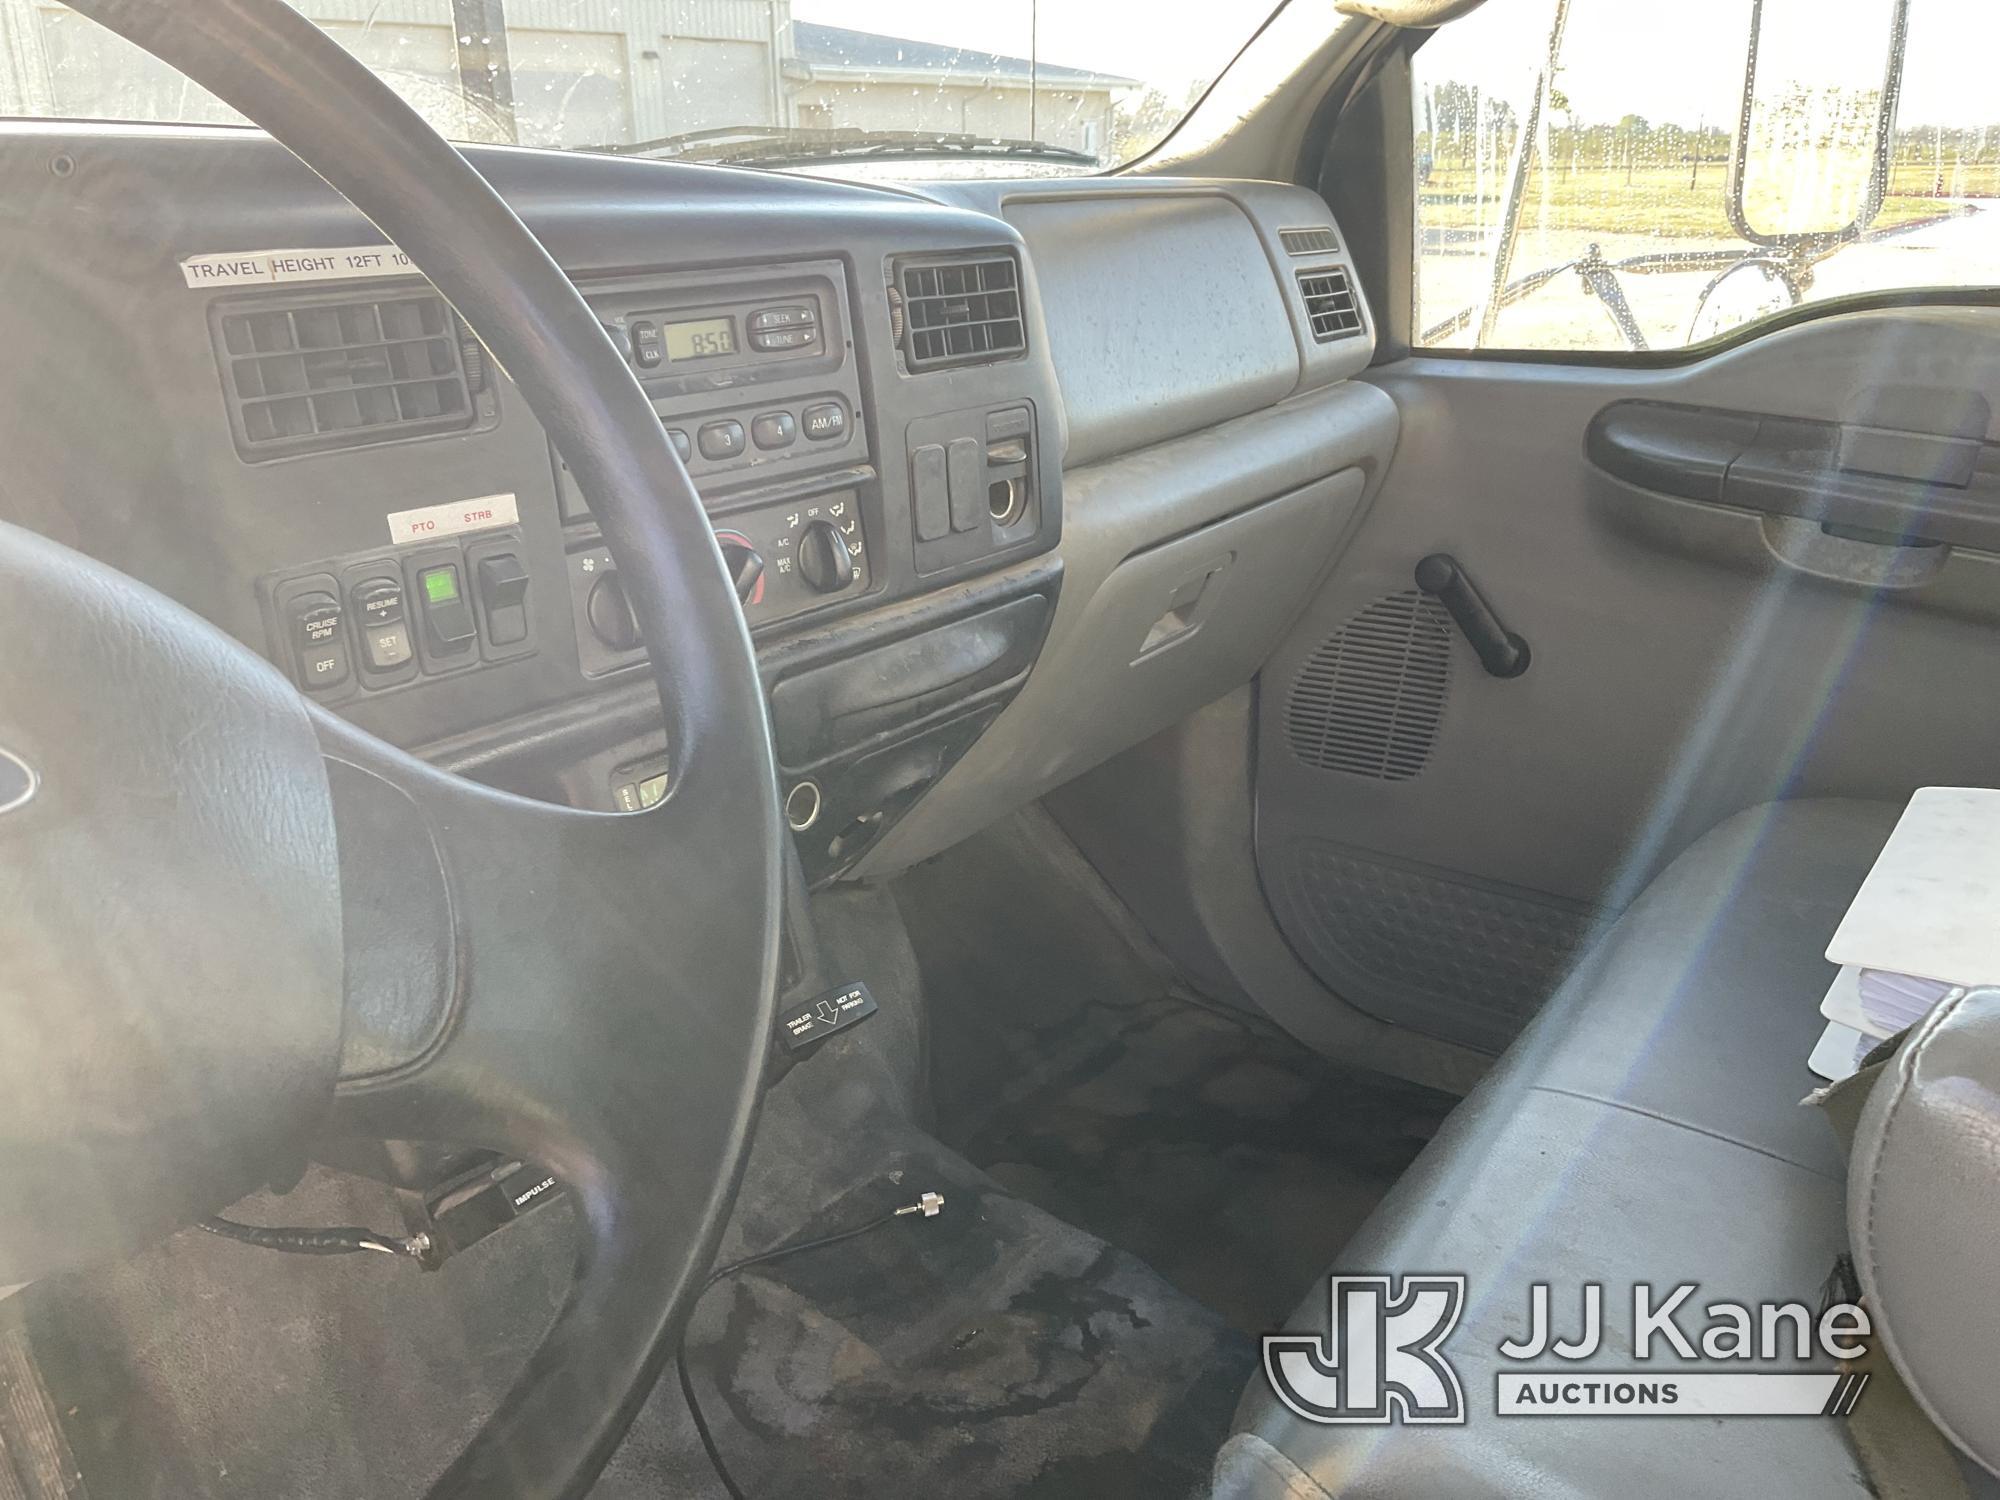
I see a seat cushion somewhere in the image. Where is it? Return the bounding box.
[1227,798,1903,1500]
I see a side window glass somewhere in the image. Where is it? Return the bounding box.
[1411,0,2000,354]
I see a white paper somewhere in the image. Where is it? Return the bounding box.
[1808,1019,1874,1082]
[1818,965,1889,1039]
[1825,786,2000,987]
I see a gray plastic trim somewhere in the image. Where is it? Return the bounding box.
[857,380,1399,876]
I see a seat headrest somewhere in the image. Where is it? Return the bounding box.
[1848,986,2000,1479]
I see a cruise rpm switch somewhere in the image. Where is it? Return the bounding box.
[290,589,348,690]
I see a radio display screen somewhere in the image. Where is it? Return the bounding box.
[663,316,737,361]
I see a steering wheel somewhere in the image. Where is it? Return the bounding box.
[0,3,783,1497]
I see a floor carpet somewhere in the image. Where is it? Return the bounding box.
[895,810,1455,1334]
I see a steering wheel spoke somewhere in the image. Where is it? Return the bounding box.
[309,714,775,1495]
[319,711,773,1199]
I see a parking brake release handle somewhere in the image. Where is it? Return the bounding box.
[1416,553,1531,679]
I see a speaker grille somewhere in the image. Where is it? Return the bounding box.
[1285,590,1451,779]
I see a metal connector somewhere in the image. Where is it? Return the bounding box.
[895,1191,945,1219]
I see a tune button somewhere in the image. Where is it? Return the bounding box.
[751,326,816,352]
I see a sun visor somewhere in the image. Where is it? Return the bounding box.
[1334,0,1489,25]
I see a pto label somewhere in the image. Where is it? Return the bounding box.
[386,493,518,546]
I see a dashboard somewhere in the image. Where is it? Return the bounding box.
[0,125,1381,886]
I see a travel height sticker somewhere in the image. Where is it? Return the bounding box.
[180,245,419,288]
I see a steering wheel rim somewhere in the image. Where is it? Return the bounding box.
[29,3,786,1497]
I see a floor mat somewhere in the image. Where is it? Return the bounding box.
[896,810,1455,1333]
[23,872,1375,1498]
[677,1146,1253,1500]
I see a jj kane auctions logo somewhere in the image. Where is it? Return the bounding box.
[1264,1276,1875,1423]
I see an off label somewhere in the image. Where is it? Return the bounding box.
[387,492,519,545]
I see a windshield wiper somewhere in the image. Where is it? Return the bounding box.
[599,125,1096,169]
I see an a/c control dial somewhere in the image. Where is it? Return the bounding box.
[795,519,855,595]
[585,569,642,652]
[715,531,766,607]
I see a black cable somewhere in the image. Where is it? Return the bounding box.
[197,1215,429,1259]
[676,1191,943,1500]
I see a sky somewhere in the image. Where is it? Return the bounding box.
[1420,0,2000,132]
[788,0,1274,102]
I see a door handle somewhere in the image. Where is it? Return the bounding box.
[1416,553,1531,679]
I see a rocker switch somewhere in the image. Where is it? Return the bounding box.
[475,552,530,646]
[351,577,413,672]
[290,590,349,691]
[417,563,477,655]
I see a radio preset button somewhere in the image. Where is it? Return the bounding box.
[698,420,746,460]
[751,411,796,450]
[665,428,692,462]
[801,402,847,442]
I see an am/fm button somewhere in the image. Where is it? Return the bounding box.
[802,402,847,441]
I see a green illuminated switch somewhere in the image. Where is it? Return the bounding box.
[417,562,477,655]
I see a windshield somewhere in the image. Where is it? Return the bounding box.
[23,1,1274,174]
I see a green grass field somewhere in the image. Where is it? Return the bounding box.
[1418,159,1990,241]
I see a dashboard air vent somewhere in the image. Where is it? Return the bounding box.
[1296,267,1364,342]
[1279,226,1339,256]
[895,253,1024,370]
[212,290,481,459]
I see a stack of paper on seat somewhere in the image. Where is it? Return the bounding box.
[1809,787,2000,1080]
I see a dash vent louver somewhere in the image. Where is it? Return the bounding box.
[1285,590,1451,780]
[1296,267,1364,342]
[1279,225,1339,256]
[894,253,1025,371]
[212,290,483,459]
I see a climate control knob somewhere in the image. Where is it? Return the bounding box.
[796,519,856,595]
[715,532,766,606]
[585,569,642,652]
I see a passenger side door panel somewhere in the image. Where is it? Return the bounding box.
[1254,309,2000,1050]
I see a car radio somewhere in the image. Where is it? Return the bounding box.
[561,259,870,502]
